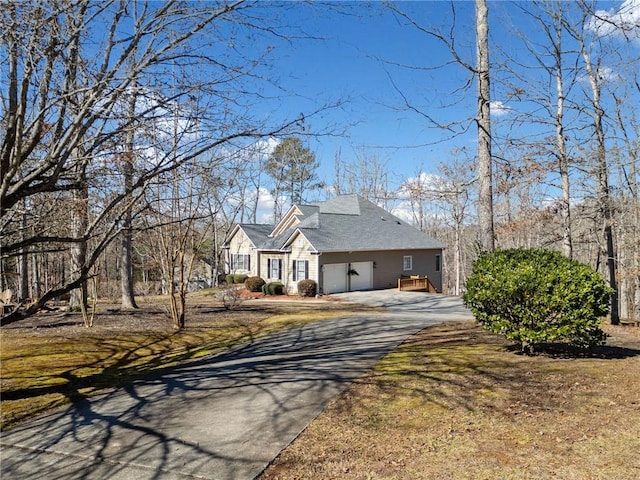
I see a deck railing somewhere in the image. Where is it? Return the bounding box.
[398,275,438,293]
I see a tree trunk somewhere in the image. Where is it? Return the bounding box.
[120,220,137,308]
[553,9,572,258]
[582,46,619,324]
[120,66,139,309]
[31,249,41,299]
[18,208,29,301]
[120,150,138,308]
[475,0,495,252]
[69,162,88,312]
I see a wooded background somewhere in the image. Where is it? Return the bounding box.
[1,1,638,326]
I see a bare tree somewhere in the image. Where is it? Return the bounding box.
[332,148,396,209]
[438,156,475,295]
[507,1,576,257]
[120,79,140,309]
[384,1,495,250]
[475,0,495,252]
[1,1,329,323]
[150,164,213,330]
[566,4,618,324]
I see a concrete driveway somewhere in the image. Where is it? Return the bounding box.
[0,291,472,480]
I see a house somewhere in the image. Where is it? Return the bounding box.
[222,194,444,295]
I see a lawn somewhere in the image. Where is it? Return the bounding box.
[261,321,640,480]
[3,293,639,479]
[0,291,378,430]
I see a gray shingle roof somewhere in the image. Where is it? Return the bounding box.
[236,224,273,249]
[297,195,443,251]
[234,194,443,253]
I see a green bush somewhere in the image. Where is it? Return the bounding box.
[463,248,611,353]
[297,279,317,297]
[245,276,266,292]
[234,274,248,284]
[262,281,284,296]
[225,274,248,285]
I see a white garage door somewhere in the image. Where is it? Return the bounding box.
[349,261,373,291]
[323,263,348,294]
[323,262,373,294]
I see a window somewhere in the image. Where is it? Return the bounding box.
[403,255,413,271]
[267,258,282,280]
[293,260,309,281]
[231,254,250,271]
[435,254,441,272]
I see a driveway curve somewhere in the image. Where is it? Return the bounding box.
[0,291,472,480]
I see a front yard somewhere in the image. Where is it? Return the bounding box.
[261,321,640,479]
[0,292,377,430]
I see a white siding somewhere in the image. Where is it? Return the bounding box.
[287,233,317,294]
[226,229,256,276]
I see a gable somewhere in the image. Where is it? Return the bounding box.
[282,230,317,254]
[225,226,255,254]
[270,205,303,238]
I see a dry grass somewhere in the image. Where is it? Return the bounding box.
[261,321,640,480]
[0,291,377,430]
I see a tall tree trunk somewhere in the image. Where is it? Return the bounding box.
[120,214,137,308]
[475,0,495,252]
[454,222,462,296]
[613,92,640,322]
[31,249,41,299]
[553,7,573,258]
[121,69,138,308]
[582,46,619,325]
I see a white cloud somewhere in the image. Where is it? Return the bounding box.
[578,65,623,85]
[490,101,513,117]
[595,66,621,82]
[256,187,275,209]
[252,137,280,157]
[398,172,449,199]
[586,0,640,41]
[390,201,417,223]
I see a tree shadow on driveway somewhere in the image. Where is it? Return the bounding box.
[1,312,448,480]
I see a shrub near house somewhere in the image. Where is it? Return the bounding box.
[463,248,612,353]
[245,276,266,292]
[297,279,317,297]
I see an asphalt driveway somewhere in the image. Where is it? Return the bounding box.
[0,290,472,480]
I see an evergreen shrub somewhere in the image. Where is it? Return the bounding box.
[232,274,248,284]
[297,279,317,297]
[463,248,611,353]
[245,276,266,292]
[262,281,284,296]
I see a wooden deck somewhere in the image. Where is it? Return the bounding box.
[398,276,438,293]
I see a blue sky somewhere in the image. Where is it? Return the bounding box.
[243,0,639,195]
[260,1,481,183]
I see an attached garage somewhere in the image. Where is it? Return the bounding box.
[349,261,373,291]
[322,263,348,294]
[322,261,373,294]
